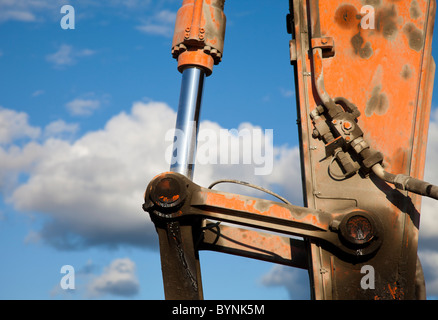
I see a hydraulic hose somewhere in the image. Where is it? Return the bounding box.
[372,164,438,200]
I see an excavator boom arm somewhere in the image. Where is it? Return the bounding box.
[144,0,437,300]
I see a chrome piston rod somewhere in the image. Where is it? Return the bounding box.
[170,67,206,179]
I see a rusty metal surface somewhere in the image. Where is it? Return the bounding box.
[200,221,309,269]
[292,0,436,299]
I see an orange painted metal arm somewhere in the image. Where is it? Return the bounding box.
[144,172,384,258]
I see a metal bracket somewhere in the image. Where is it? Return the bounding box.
[311,37,335,57]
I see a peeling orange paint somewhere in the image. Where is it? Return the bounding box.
[203,192,329,230]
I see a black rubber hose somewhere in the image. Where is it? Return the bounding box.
[372,164,438,200]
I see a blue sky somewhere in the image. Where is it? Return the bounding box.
[0,0,437,300]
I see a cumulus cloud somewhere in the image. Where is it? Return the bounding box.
[50,258,139,299]
[1,101,301,251]
[43,119,79,139]
[0,108,43,194]
[0,107,40,144]
[87,258,140,298]
[7,102,172,249]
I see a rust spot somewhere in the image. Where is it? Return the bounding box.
[335,4,359,29]
[403,22,424,51]
[365,85,389,117]
[410,0,422,20]
[401,64,413,79]
[362,0,381,6]
[159,194,180,203]
[351,32,373,59]
[387,284,397,299]
[376,5,399,40]
[387,283,404,300]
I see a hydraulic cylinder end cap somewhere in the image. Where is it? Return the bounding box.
[342,214,375,245]
[338,210,383,256]
[143,173,188,220]
[150,174,187,210]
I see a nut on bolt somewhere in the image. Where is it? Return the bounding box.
[184,27,191,39]
[199,27,205,40]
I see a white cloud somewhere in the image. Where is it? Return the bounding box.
[0,0,144,23]
[66,98,101,116]
[87,258,139,298]
[280,88,294,98]
[0,142,44,195]
[419,250,438,296]
[417,108,438,298]
[5,101,178,249]
[44,119,78,138]
[419,108,438,240]
[32,90,45,97]
[106,0,152,9]
[46,44,95,68]
[0,1,169,25]
[0,101,301,250]
[1,10,36,22]
[50,258,139,299]
[136,10,176,37]
[0,107,40,144]
[136,24,172,37]
[46,44,74,66]
[0,0,68,22]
